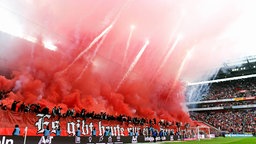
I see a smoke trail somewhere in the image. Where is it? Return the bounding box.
[61,24,113,73]
[147,10,185,86]
[150,34,182,84]
[76,34,108,81]
[115,40,149,92]
[122,25,135,67]
[175,48,194,84]
[160,34,183,72]
[160,46,195,104]
[76,0,131,80]
[185,68,220,102]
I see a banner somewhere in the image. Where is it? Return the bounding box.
[245,96,256,100]
[223,106,232,110]
[0,111,181,137]
[0,111,144,136]
[234,98,245,101]
[225,134,253,137]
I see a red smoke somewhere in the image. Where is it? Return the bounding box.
[0,0,242,123]
[0,41,191,123]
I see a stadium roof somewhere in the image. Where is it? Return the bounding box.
[214,55,256,80]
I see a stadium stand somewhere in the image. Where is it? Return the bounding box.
[187,56,256,135]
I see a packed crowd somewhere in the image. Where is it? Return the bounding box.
[202,78,256,101]
[0,90,10,101]
[0,90,174,128]
[187,100,256,109]
[188,78,256,134]
[190,110,256,133]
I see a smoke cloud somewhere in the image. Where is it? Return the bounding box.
[0,0,256,123]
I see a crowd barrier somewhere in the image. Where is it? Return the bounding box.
[0,135,185,144]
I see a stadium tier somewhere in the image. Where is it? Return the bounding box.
[187,60,256,135]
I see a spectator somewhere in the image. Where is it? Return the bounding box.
[75,127,81,137]
[159,130,164,141]
[129,130,133,136]
[104,128,109,136]
[56,127,61,136]
[152,130,158,143]
[11,100,20,111]
[92,127,96,136]
[18,102,25,112]
[12,125,20,136]
[43,126,50,137]
[75,127,81,143]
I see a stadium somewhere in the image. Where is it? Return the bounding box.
[0,0,255,143]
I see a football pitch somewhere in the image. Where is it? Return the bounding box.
[162,137,256,144]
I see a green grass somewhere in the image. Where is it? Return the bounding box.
[162,137,256,144]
